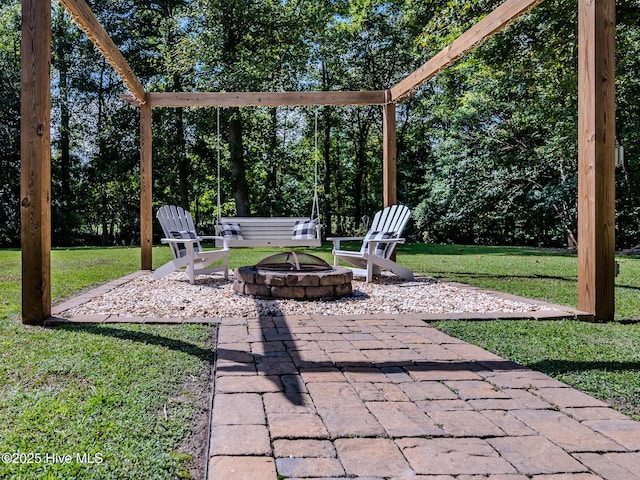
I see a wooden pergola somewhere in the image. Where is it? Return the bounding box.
[21,0,616,323]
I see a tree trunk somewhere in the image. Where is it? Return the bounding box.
[169,61,189,212]
[353,110,370,229]
[97,58,108,246]
[228,107,251,216]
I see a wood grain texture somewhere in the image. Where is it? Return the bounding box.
[383,91,397,208]
[577,0,616,320]
[144,91,387,108]
[140,100,153,270]
[21,0,52,324]
[58,0,146,103]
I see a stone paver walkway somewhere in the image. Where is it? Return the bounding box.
[208,313,640,480]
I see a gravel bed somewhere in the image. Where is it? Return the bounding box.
[58,272,553,319]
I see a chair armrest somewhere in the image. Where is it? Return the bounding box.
[162,236,229,250]
[326,236,365,241]
[199,235,224,241]
[161,237,199,244]
[369,237,405,244]
[365,237,405,255]
[326,236,366,252]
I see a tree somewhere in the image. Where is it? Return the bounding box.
[411,0,585,246]
[0,0,20,246]
[192,0,310,216]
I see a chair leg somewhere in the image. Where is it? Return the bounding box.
[188,259,195,284]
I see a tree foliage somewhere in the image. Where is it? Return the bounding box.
[2,0,640,247]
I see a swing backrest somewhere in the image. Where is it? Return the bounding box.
[216,216,321,247]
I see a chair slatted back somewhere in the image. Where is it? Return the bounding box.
[361,205,411,258]
[157,205,201,259]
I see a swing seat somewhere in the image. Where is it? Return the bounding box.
[215,216,322,248]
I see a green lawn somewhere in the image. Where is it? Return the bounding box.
[1,244,639,479]
[1,247,211,479]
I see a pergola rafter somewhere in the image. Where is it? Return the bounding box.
[21,0,616,323]
[390,0,545,102]
[58,0,146,103]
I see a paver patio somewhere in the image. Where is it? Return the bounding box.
[207,313,640,480]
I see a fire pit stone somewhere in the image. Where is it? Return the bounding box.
[233,252,353,299]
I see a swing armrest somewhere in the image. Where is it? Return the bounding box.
[199,235,224,241]
[199,235,229,249]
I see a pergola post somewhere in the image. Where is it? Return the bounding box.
[577,0,616,321]
[21,0,52,324]
[383,90,397,208]
[140,98,153,270]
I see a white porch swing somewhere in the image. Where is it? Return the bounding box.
[214,108,322,247]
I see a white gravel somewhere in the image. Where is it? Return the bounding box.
[58,271,553,319]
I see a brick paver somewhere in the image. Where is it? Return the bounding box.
[206,314,640,480]
[397,437,517,476]
[209,424,271,456]
[335,438,413,478]
[208,456,277,480]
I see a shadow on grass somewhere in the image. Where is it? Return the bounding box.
[50,320,571,409]
[52,323,216,365]
[430,271,578,283]
[434,271,640,294]
[401,243,578,257]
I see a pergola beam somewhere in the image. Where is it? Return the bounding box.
[127,91,388,108]
[58,0,146,104]
[390,0,544,102]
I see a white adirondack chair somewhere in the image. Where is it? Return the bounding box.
[329,204,414,282]
[154,205,230,284]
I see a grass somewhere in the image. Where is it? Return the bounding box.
[1,243,639,478]
[1,247,212,479]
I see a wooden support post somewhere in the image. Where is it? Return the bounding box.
[577,0,616,321]
[140,99,153,270]
[21,0,52,324]
[383,91,397,208]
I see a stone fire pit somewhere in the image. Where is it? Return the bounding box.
[233,252,353,299]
